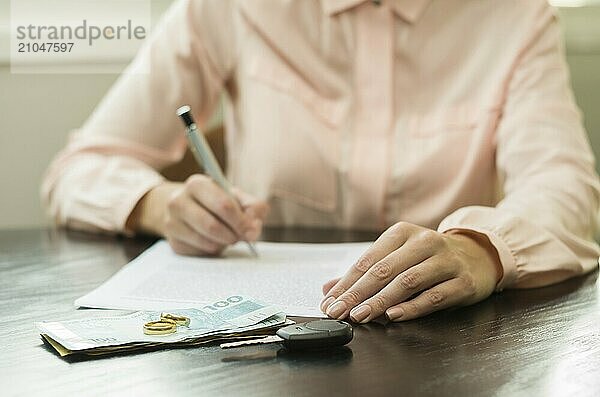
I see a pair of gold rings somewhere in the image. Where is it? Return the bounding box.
[143,313,191,336]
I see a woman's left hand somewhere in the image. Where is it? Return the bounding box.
[320,222,503,323]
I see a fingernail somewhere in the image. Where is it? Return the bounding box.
[320,296,335,312]
[386,307,404,321]
[326,301,347,319]
[350,305,371,323]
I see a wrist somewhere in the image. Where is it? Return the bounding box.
[126,181,182,236]
[446,229,503,285]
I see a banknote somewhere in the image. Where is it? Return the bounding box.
[36,295,283,352]
[41,313,293,357]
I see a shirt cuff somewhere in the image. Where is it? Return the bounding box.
[118,174,165,237]
[437,206,518,291]
[54,155,166,236]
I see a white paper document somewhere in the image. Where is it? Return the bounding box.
[75,240,372,317]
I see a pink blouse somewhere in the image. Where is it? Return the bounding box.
[42,0,600,290]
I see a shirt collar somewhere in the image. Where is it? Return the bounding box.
[321,0,431,24]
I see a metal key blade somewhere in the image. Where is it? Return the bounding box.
[220,335,284,349]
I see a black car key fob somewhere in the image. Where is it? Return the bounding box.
[276,320,353,350]
[220,320,353,350]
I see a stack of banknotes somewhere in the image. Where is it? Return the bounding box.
[36,296,291,357]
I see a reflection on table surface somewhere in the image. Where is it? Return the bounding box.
[0,228,598,397]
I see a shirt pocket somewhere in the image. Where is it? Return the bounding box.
[245,56,348,128]
[242,55,347,213]
[406,105,479,138]
[397,105,500,221]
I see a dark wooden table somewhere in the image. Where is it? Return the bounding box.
[1,228,599,397]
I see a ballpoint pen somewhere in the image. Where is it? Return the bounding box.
[176,105,259,257]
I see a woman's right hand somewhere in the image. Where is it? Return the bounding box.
[128,174,269,256]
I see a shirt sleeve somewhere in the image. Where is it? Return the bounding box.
[41,0,236,234]
[438,3,600,290]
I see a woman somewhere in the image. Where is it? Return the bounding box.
[43,0,600,323]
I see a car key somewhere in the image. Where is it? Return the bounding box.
[220,320,353,350]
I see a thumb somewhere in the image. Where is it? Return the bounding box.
[232,188,269,220]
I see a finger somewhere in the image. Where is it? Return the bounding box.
[244,202,269,222]
[168,238,201,256]
[324,242,436,320]
[166,217,226,254]
[188,176,251,237]
[176,195,239,246]
[322,278,341,296]
[320,223,414,311]
[167,236,223,257]
[244,218,264,242]
[234,188,270,220]
[348,256,455,323]
[385,278,467,322]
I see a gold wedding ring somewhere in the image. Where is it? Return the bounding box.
[160,313,191,327]
[143,313,190,335]
[143,319,177,336]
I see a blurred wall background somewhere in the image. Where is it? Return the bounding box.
[0,1,599,229]
[0,0,173,229]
